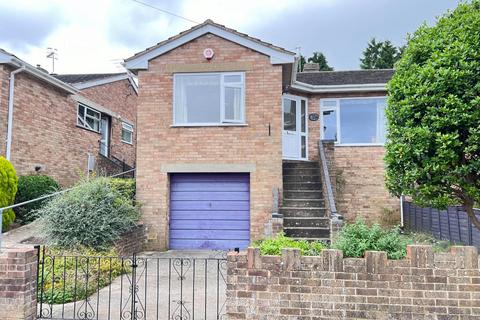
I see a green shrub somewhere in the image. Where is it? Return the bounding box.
[38,246,127,304]
[0,157,18,231]
[254,233,326,256]
[333,218,408,259]
[14,175,60,224]
[108,178,135,201]
[38,177,139,249]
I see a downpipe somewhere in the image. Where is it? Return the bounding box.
[6,64,26,161]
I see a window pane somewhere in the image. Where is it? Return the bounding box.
[224,75,241,83]
[301,136,306,158]
[340,98,386,144]
[86,108,99,118]
[322,110,337,140]
[86,117,99,131]
[301,100,306,133]
[78,105,85,118]
[323,100,337,108]
[175,74,221,123]
[122,129,132,143]
[283,99,296,131]
[122,122,133,132]
[225,87,242,121]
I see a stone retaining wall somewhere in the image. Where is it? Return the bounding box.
[114,223,146,256]
[226,245,480,319]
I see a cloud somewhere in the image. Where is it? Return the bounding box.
[0,3,66,52]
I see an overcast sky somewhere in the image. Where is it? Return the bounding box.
[0,0,459,74]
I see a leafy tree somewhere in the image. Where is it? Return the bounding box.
[385,1,480,229]
[360,38,402,69]
[308,51,333,71]
[0,157,18,230]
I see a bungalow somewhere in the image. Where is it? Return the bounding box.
[0,49,138,186]
[125,20,397,251]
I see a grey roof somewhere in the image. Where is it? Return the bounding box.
[296,69,394,86]
[53,73,126,84]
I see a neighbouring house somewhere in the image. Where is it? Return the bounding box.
[125,20,398,251]
[0,49,138,186]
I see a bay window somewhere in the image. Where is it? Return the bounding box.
[321,97,387,145]
[174,72,245,125]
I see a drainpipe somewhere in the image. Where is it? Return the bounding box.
[5,65,25,161]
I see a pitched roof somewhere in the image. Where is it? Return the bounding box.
[54,73,126,84]
[296,69,394,86]
[0,48,77,94]
[124,19,296,70]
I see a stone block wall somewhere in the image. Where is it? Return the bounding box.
[227,245,480,319]
[0,246,37,320]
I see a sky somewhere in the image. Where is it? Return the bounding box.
[0,0,460,74]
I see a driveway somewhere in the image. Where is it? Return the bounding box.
[39,250,228,320]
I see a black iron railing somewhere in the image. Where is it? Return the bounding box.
[36,246,228,320]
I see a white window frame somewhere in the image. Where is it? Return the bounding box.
[121,122,134,144]
[320,96,387,146]
[77,103,101,133]
[173,72,246,126]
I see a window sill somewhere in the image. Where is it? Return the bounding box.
[170,123,248,128]
[76,125,101,134]
[121,140,133,145]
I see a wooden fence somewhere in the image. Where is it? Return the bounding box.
[402,201,480,249]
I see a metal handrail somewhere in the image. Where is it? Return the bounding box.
[318,140,341,220]
[0,168,136,248]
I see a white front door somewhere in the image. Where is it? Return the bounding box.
[100,115,110,157]
[282,95,308,160]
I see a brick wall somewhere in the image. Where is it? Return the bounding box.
[0,67,99,186]
[227,245,480,320]
[0,246,37,320]
[136,33,283,250]
[114,223,146,256]
[80,79,137,166]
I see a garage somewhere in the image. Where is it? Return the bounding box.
[169,173,250,250]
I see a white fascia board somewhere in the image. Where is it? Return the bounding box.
[124,24,295,71]
[290,81,387,93]
[74,73,138,95]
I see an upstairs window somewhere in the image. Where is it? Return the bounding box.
[77,103,100,132]
[321,97,386,145]
[174,72,245,125]
[121,122,134,144]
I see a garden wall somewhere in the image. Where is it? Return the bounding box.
[226,246,480,320]
[113,223,146,256]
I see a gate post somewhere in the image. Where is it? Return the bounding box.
[0,246,38,320]
[130,253,137,320]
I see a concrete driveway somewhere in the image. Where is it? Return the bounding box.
[39,250,227,320]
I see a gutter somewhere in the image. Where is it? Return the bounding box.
[290,81,387,93]
[6,64,26,160]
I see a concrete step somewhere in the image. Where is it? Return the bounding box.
[284,227,330,239]
[283,167,320,176]
[283,175,321,183]
[283,161,319,169]
[283,190,323,199]
[279,207,327,218]
[283,217,330,228]
[282,199,324,208]
[283,182,322,191]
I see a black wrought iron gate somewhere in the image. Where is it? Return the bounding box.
[36,247,228,320]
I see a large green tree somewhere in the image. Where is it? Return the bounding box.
[360,38,402,69]
[308,51,333,71]
[385,1,480,229]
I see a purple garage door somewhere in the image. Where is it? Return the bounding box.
[169,173,250,250]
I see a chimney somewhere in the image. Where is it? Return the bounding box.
[303,63,320,72]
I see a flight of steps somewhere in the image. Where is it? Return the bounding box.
[280,161,330,242]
